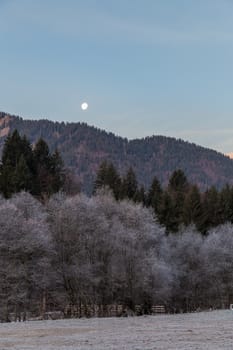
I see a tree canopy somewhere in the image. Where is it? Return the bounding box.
[0,130,64,199]
[93,162,233,234]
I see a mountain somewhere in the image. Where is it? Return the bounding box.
[0,111,233,193]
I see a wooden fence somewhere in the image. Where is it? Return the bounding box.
[6,304,167,322]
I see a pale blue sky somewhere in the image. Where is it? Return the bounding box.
[1,0,233,153]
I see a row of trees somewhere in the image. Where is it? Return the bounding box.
[1,131,233,321]
[1,132,232,236]
[0,130,65,199]
[0,190,233,321]
[94,161,233,234]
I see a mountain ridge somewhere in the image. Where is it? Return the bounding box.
[0,111,232,193]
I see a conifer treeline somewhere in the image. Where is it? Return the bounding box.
[94,161,233,234]
[1,132,233,235]
[0,130,64,199]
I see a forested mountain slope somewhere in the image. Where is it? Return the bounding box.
[0,112,233,193]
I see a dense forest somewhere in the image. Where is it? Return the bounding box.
[0,190,233,322]
[0,130,65,199]
[1,132,233,321]
[1,112,233,193]
[94,161,233,234]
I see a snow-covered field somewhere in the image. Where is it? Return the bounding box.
[0,310,233,350]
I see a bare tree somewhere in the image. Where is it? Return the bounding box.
[0,193,52,321]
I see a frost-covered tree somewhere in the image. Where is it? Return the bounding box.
[47,193,96,308]
[164,227,205,312]
[201,224,233,308]
[47,190,170,312]
[1,185,233,319]
[0,193,52,321]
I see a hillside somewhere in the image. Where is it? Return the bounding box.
[0,112,233,193]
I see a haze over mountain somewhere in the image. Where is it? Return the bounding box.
[0,112,233,193]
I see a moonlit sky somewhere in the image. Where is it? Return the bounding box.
[1,0,233,153]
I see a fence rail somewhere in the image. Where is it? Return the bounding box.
[6,304,167,322]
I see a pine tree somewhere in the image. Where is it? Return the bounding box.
[218,184,233,224]
[50,149,65,193]
[166,169,189,231]
[0,162,15,198]
[158,191,178,232]
[0,131,64,199]
[0,131,34,197]
[93,161,121,199]
[201,187,221,233]
[168,169,189,193]
[93,161,108,190]
[121,167,138,200]
[33,139,64,198]
[2,130,23,167]
[14,155,32,192]
[134,185,146,204]
[182,185,203,231]
[146,176,163,214]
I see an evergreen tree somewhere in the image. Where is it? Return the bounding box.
[33,139,64,198]
[2,130,24,167]
[93,161,121,199]
[0,131,34,197]
[168,169,189,193]
[33,138,50,167]
[182,185,203,231]
[158,191,178,233]
[134,185,146,204]
[121,167,138,200]
[218,184,233,224]
[93,161,108,190]
[201,187,221,233]
[146,176,163,214]
[0,161,15,198]
[50,149,65,193]
[14,155,32,192]
[0,131,64,199]
[166,169,190,231]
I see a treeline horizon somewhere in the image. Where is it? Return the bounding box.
[1,131,233,236]
[0,130,65,199]
[2,112,233,192]
[94,161,233,234]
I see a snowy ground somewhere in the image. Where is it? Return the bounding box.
[0,310,233,350]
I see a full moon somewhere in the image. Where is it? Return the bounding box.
[81,102,88,110]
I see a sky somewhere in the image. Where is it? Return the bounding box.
[1,0,233,153]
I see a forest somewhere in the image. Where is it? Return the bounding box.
[0,190,233,322]
[0,132,233,321]
[2,111,233,193]
[94,161,233,234]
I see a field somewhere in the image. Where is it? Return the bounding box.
[0,310,233,349]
